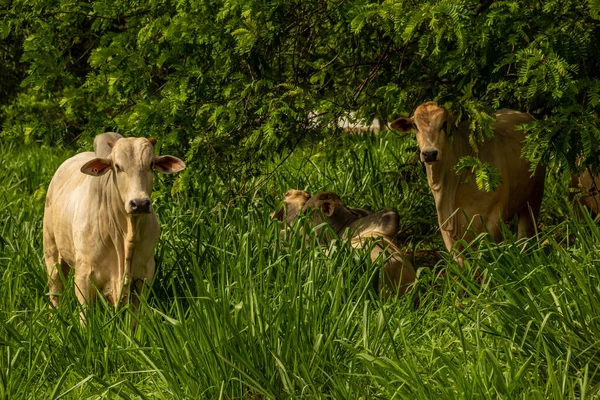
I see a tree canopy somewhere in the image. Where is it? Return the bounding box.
[1,0,599,189]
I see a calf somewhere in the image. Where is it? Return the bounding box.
[43,135,185,322]
[270,189,312,225]
[302,192,416,297]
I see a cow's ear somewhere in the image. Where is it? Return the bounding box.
[147,138,157,146]
[81,158,112,176]
[154,155,186,174]
[320,200,335,217]
[390,117,415,133]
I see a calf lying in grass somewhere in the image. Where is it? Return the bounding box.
[272,190,416,297]
[270,189,311,225]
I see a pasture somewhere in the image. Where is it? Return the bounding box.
[1,131,600,399]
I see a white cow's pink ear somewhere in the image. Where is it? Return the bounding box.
[154,156,186,174]
[81,158,112,176]
[390,117,415,133]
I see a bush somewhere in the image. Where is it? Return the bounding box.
[1,0,599,190]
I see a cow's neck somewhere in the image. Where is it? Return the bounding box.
[331,209,359,236]
[426,132,471,235]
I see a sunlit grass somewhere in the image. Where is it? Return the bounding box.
[1,133,599,398]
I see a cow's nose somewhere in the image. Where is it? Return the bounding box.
[129,199,151,214]
[421,150,438,162]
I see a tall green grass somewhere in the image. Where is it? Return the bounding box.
[1,133,599,398]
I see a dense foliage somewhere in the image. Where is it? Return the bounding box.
[1,0,599,190]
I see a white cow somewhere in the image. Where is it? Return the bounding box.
[43,135,185,322]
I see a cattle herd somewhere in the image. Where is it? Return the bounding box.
[42,102,600,323]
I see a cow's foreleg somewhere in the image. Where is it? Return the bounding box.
[130,257,156,332]
[118,216,141,308]
[74,264,95,325]
[117,240,134,307]
[440,229,465,266]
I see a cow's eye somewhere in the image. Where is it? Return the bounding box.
[115,163,122,172]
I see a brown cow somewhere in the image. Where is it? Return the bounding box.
[390,102,545,261]
[43,135,185,323]
[302,192,416,297]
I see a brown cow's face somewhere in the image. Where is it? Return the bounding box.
[271,189,311,224]
[391,102,452,163]
[302,191,346,232]
[81,137,186,215]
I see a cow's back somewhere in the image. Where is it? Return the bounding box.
[94,132,123,158]
[477,110,538,215]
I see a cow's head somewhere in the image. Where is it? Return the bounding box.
[302,191,357,237]
[390,102,454,163]
[271,189,311,224]
[81,137,186,215]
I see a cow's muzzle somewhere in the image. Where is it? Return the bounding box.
[421,150,439,163]
[127,198,151,214]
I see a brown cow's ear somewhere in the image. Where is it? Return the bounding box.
[81,158,112,176]
[154,155,186,174]
[390,117,415,133]
[320,200,335,217]
[147,138,157,146]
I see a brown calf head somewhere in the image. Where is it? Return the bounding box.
[303,191,358,237]
[390,101,455,163]
[81,137,186,215]
[271,189,311,224]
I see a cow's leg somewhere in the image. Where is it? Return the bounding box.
[381,255,416,297]
[484,213,503,243]
[43,236,70,308]
[519,169,545,239]
[130,258,156,331]
[441,230,465,266]
[73,263,95,325]
[517,191,544,239]
[517,207,536,239]
[46,258,70,308]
